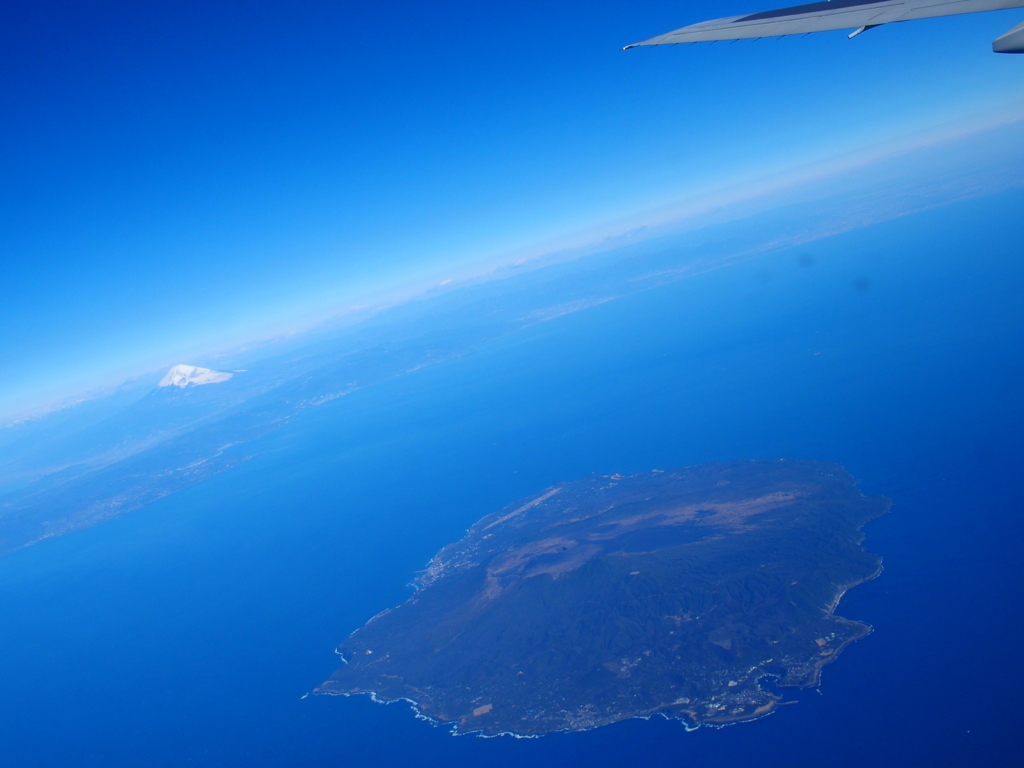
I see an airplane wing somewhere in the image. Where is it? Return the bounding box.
[624,0,1024,52]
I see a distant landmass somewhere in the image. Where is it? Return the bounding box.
[0,185,907,556]
[1,127,1015,559]
[316,460,889,736]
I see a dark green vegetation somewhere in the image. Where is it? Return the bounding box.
[317,460,889,736]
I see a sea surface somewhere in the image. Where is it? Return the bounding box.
[2,189,1022,766]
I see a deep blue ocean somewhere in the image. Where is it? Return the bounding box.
[2,189,1022,766]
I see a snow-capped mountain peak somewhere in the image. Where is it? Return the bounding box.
[158,365,233,389]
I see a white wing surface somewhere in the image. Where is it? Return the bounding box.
[625,0,1024,50]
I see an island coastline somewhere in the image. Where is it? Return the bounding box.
[314,459,890,737]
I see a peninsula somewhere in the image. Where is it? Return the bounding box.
[316,459,889,736]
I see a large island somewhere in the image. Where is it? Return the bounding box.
[315,459,889,736]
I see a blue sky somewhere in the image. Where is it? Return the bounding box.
[2,0,1022,418]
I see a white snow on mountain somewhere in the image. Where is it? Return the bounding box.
[158,365,233,388]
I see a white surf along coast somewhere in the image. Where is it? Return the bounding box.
[158,364,234,388]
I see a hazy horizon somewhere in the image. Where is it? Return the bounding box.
[6,107,1023,423]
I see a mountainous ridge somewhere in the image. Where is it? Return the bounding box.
[158,365,234,388]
